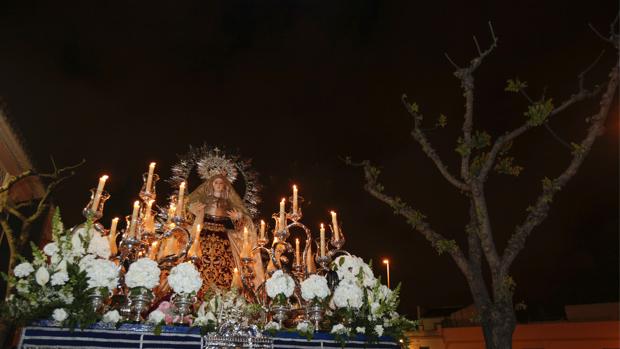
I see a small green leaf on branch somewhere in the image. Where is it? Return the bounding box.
[570,142,586,156]
[434,239,457,255]
[525,98,554,126]
[436,114,448,128]
[505,78,528,92]
[494,157,523,176]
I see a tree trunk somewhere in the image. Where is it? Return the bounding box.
[483,301,516,349]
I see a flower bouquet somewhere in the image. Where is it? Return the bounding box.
[125,257,161,322]
[265,270,295,326]
[167,262,202,324]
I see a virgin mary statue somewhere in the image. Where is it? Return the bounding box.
[186,172,264,293]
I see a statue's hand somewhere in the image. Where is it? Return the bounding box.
[189,202,205,216]
[227,208,242,221]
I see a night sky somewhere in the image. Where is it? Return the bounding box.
[0,1,618,318]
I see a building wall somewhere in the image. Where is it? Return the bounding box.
[409,321,620,349]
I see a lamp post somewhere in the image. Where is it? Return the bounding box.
[383,258,390,289]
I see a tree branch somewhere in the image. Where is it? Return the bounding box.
[354,159,472,276]
[401,94,470,191]
[450,22,498,182]
[479,66,605,182]
[501,64,619,272]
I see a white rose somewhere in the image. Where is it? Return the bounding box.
[102,310,121,324]
[52,308,68,322]
[87,232,111,259]
[14,262,34,278]
[51,271,69,286]
[147,309,165,324]
[35,267,50,286]
[43,242,59,256]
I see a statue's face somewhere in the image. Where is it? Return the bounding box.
[212,177,226,193]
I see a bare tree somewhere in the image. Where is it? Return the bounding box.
[351,18,618,349]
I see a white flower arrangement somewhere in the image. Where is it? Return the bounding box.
[334,255,376,287]
[102,310,121,324]
[125,258,161,289]
[83,258,119,291]
[87,232,111,259]
[300,274,330,302]
[265,270,295,299]
[331,278,363,309]
[14,262,34,278]
[52,308,68,322]
[167,262,202,295]
[296,321,314,335]
[356,326,366,334]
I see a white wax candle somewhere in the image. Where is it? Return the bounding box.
[91,175,108,210]
[279,199,286,231]
[320,223,325,257]
[241,227,250,258]
[331,211,340,241]
[129,200,140,237]
[292,185,298,214]
[109,217,119,255]
[145,162,156,193]
[295,238,300,264]
[176,182,186,216]
[260,220,266,240]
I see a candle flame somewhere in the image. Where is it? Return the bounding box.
[383,259,389,264]
[100,175,109,181]
[133,200,140,208]
[149,162,156,168]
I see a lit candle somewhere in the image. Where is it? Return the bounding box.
[231,267,241,289]
[241,227,250,258]
[331,211,340,241]
[320,223,326,257]
[189,224,201,258]
[279,198,286,231]
[176,182,186,216]
[295,238,301,264]
[109,217,119,255]
[145,162,156,193]
[144,199,154,231]
[148,241,159,260]
[292,185,298,214]
[129,200,140,237]
[167,201,176,223]
[91,175,109,211]
[260,220,266,240]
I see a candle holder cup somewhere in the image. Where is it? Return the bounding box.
[83,188,111,222]
[139,173,159,202]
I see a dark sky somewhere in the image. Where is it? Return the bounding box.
[0,1,618,317]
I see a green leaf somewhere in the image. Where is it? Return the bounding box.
[505,78,528,92]
[434,239,457,255]
[570,142,586,156]
[525,98,554,126]
[436,114,447,128]
[471,131,491,150]
[409,102,419,113]
[494,157,523,176]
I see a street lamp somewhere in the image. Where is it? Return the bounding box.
[383,258,390,289]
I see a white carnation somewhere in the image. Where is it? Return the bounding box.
[168,262,202,294]
[83,259,119,291]
[35,267,50,286]
[300,274,330,301]
[147,309,165,324]
[296,321,313,334]
[125,258,161,289]
[52,308,68,322]
[102,310,121,324]
[265,270,295,299]
[332,279,363,309]
[14,262,34,278]
[265,321,280,331]
[43,242,59,256]
[330,324,349,335]
[51,271,69,286]
[374,324,384,337]
[87,232,111,259]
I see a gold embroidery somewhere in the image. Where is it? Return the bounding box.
[199,231,235,294]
